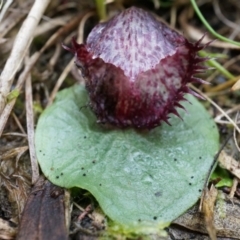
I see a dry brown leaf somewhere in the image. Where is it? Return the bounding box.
[0,146,28,162]
[169,226,228,240]
[202,185,218,240]
[17,177,67,240]
[173,192,240,238]
[0,218,17,240]
[229,178,239,199]
[25,74,39,184]
[218,151,240,180]
[34,14,73,37]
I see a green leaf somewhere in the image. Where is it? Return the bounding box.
[35,84,219,230]
[7,89,20,102]
[211,166,233,188]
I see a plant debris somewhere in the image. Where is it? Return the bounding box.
[1,0,240,239]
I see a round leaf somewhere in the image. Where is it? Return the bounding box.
[35,84,219,227]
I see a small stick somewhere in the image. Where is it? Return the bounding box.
[12,112,27,135]
[0,13,84,136]
[0,1,32,38]
[0,0,51,114]
[229,177,238,199]
[48,11,95,106]
[47,58,74,107]
[0,54,38,137]
[39,13,88,54]
[233,112,240,152]
[77,204,93,222]
[190,85,240,134]
[25,74,39,184]
[199,134,232,211]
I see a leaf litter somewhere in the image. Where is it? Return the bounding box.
[1,0,240,239]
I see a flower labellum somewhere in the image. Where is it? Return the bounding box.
[65,7,208,129]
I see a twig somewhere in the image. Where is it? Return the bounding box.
[215,104,240,123]
[47,59,74,107]
[39,12,88,54]
[190,0,240,47]
[12,112,27,135]
[0,13,84,137]
[0,54,38,137]
[233,112,240,153]
[49,44,62,69]
[215,105,240,124]
[64,190,71,233]
[214,107,240,133]
[0,0,14,23]
[34,14,73,37]
[213,0,240,31]
[215,120,240,125]
[77,204,93,222]
[25,74,39,184]
[170,5,177,28]
[229,177,239,199]
[199,134,233,212]
[190,85,240,134]
[0,1,32,39]
[15,146,29,168]
[2,132,27,138]
[48,11,95,106]
[0,0,51,114]
[179,7,240,49]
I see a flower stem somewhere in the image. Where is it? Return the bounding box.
[95,0,107,21]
